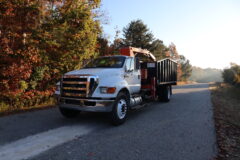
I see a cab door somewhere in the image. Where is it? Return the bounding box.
[124,57,141,94]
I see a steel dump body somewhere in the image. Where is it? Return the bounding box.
[140,58,177,87]
[157,59,177,85]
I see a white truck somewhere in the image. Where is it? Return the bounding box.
[55,47,177,125]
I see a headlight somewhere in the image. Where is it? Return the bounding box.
[56,81,60,91]
[56,85,60,91]
[100,87,116,94]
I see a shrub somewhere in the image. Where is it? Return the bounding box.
[222,63,240,86]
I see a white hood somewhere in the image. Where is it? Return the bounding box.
[65,68,124,79]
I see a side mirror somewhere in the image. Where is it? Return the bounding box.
[135,57,140,70]
[125,65,133,72]
[124,65,128,72]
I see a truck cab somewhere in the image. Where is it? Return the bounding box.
[56,47,177,125]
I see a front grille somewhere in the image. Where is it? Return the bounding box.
[61,75,98,98]
[62,78,87,82]
[62,83,86,88]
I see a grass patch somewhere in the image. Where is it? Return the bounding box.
[210,83,240,160]
[0,97,56,117]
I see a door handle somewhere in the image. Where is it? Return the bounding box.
[124,74,129,78]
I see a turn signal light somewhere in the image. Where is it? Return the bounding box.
[100,87,116,94]
[107,87,116,94]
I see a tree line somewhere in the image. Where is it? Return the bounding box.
[189,64,240,85]
[0,1,192,110]
[98,19,192,82]
[189,67,223,83]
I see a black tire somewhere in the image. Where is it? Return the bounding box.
[157,86,164,102]
[163,86,171,102]
[158,86,171,102]
[59,107,79,118]
[110,92,129,126]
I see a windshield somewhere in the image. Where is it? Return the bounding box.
[84,56,126,68]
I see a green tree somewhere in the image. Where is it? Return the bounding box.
[97,36,109,56]
[38,0,101,74]
[97,35,114,56]
[149,39,168,60]
[179,55,192,81]
[222,63,240,85]
[122,19,154,49]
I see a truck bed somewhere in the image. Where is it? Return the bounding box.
[140,58,177,86]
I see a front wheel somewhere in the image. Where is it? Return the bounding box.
[110,92,129,125]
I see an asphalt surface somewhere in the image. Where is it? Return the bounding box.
[0,83,217,160]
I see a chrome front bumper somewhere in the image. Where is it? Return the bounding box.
[57,97,115,112]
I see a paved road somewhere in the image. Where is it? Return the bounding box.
[0,83,217,160]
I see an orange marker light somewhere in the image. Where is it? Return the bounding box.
[107,87,116,94]
[100,87,116,94]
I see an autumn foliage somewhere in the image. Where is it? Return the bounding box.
[0,0,101,110]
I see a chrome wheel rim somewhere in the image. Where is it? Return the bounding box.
[117,99,127,119]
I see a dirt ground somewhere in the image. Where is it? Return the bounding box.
[210,83,240,160]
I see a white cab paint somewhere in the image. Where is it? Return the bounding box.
[58,56,141,98]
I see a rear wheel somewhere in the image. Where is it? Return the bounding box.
[163,85,171,102]
[158,85,171,102]
[59,107,79,118]
[110,92,129,125]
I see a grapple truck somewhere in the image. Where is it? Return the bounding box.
[56,47,177,125]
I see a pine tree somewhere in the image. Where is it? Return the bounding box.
[123,19,154,49]
[149,39,168,60]
[179,55,192,81]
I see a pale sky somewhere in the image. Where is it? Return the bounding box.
[101,0,240,69]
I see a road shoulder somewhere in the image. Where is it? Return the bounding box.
[210,83,240,159]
